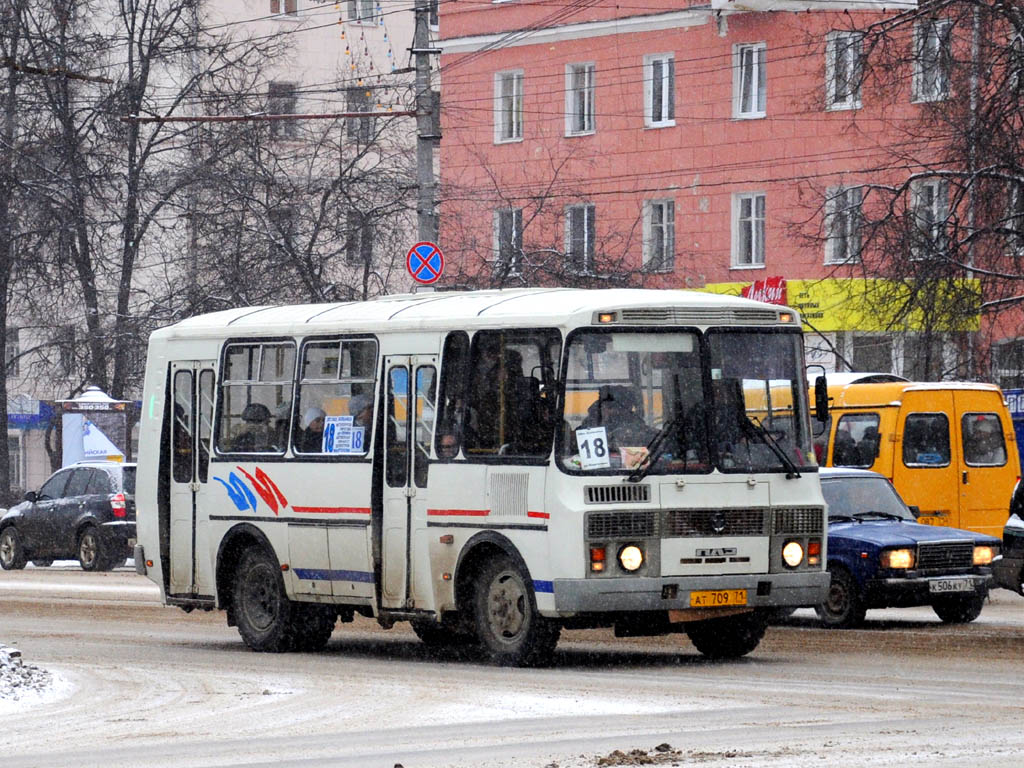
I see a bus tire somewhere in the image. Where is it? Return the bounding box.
[472,555,560,666]
[685,610,768,659]
[233,546,297,652]
[0,527,27,570]
[291,604,336,651]
[932,593,985,624]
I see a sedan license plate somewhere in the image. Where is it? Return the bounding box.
[929,578,973,594]
[689,589,747,608]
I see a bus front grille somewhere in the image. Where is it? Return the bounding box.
[917,542,974,571]
[585,484,651,504]
[664,508,768,537]
[587,510,656,539]
[773,507,824,535]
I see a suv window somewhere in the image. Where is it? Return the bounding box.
[38,470,71,500]
[86,470,113,495]
[64,469,92,497]
[121,466,136,494]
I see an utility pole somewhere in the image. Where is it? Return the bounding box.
[412,2,440,243]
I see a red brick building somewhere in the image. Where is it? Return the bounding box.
[437,1,1012,380]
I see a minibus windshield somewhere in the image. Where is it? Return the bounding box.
[559,328,814,475]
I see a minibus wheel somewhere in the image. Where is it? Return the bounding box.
[233,546,295,652]
[472,555,560,666]
[684,610,768,659]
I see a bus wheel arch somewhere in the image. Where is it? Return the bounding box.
[216,523,276,625]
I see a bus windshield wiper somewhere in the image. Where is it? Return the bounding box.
[853,511,904,521]
[627,407,688,483]
[740,416,801,479]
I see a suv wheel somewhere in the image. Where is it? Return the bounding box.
[0,528,27,570]
[78,525,114,571]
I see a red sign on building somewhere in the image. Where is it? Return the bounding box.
[742,276,787,305]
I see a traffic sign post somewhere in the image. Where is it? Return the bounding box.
[406,241,445,285]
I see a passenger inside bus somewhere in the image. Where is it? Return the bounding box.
[349,393,374,428]
[296,407,326,453]
[231,403,275,452]
[578,385,658,452]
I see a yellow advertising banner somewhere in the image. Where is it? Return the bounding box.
[701,278,980,333]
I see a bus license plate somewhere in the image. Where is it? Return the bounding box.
[929,578,973,594]
[689,589,747,608]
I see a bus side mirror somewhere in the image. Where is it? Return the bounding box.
[814,375,829,423]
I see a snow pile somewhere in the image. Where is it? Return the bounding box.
[0,643,53,702]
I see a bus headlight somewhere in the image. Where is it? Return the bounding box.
[880,548,915,569]
[973,545,995,566]
[781,541,804,568]
[618,545,644,572]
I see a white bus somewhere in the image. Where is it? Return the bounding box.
[135,288,829,664]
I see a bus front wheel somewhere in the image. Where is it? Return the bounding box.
[472,555,560,666]
[233,547,296,652]
[685,610,768,659]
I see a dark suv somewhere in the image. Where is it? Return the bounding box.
[0,462,136,571]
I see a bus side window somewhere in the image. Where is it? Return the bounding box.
[435,332,469,459]
[414,366,437,487]
[902,412,951,467]
[172,370,194,483]
[198,370,215,482]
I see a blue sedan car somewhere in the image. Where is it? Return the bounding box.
[818,468,1001,628]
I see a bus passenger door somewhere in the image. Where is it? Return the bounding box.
[168,362,215,597]
[381,356,436,609]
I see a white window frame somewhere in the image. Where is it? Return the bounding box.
[825,31,862,111]
[565,62,596,136]
[565,203,596,274]
[271,0,299,17]
[824,186,863,264]
[644,53,675,128]
[495,208,523,276]
[733,43,766,119]
[643,199,675,272]
[494,70,524,143]
[7,434,21,490]
[913,19,952,103]
[347,0,377,24]
[5,327,19,377]
[910,178,948,259]
[732,192,766,267]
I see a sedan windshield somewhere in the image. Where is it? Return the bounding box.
[558,328,814,475]
[821,476,914,521]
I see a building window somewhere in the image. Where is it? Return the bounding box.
[5,327,19,377]
[993,338,1024,389]
[345,210,373,265]
[734,43,766,118]
[851,334,893,373]
[1007,182,1024,255]
[825,186,862,264]
[8,435,21,490]
[494,70,523,142]
[644,53,675,127]
[347,0,377,23]
[643,199,675,272]
[826,31,862,110]
[495,208,523,276]
[267,81,298,138]
[566,63,595,136]
[903,334,947,380]
[732,193,765,266]
[911,178,948,259]
[268,207,296,260]
[271,0,297,15]
[428,0,438,29]
[346,86,374,143]
[913,19,952,103]
[566,203,596,274]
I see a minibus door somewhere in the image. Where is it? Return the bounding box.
[893,392,959,528]
[168,363,215,597]
[954,392,1018,537]
[380,357,438,610]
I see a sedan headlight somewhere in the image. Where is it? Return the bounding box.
[973,545,996,566]
[618,544,644,572]
[880,548,915,569]
[781,540,804,568]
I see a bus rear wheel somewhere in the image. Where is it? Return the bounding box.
[685,610,768,659]
[233,547,297,652]
[472,555,560,666]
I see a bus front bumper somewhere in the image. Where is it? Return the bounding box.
[551,571,829,614]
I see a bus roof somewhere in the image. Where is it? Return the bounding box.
[827,380,1005,409]
[151,288,799,340]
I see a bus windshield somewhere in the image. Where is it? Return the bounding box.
[559,328,814,475]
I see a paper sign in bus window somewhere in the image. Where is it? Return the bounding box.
[322,415,366,454]
[575,426,611,469]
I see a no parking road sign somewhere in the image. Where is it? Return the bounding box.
[406,241,444,285]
